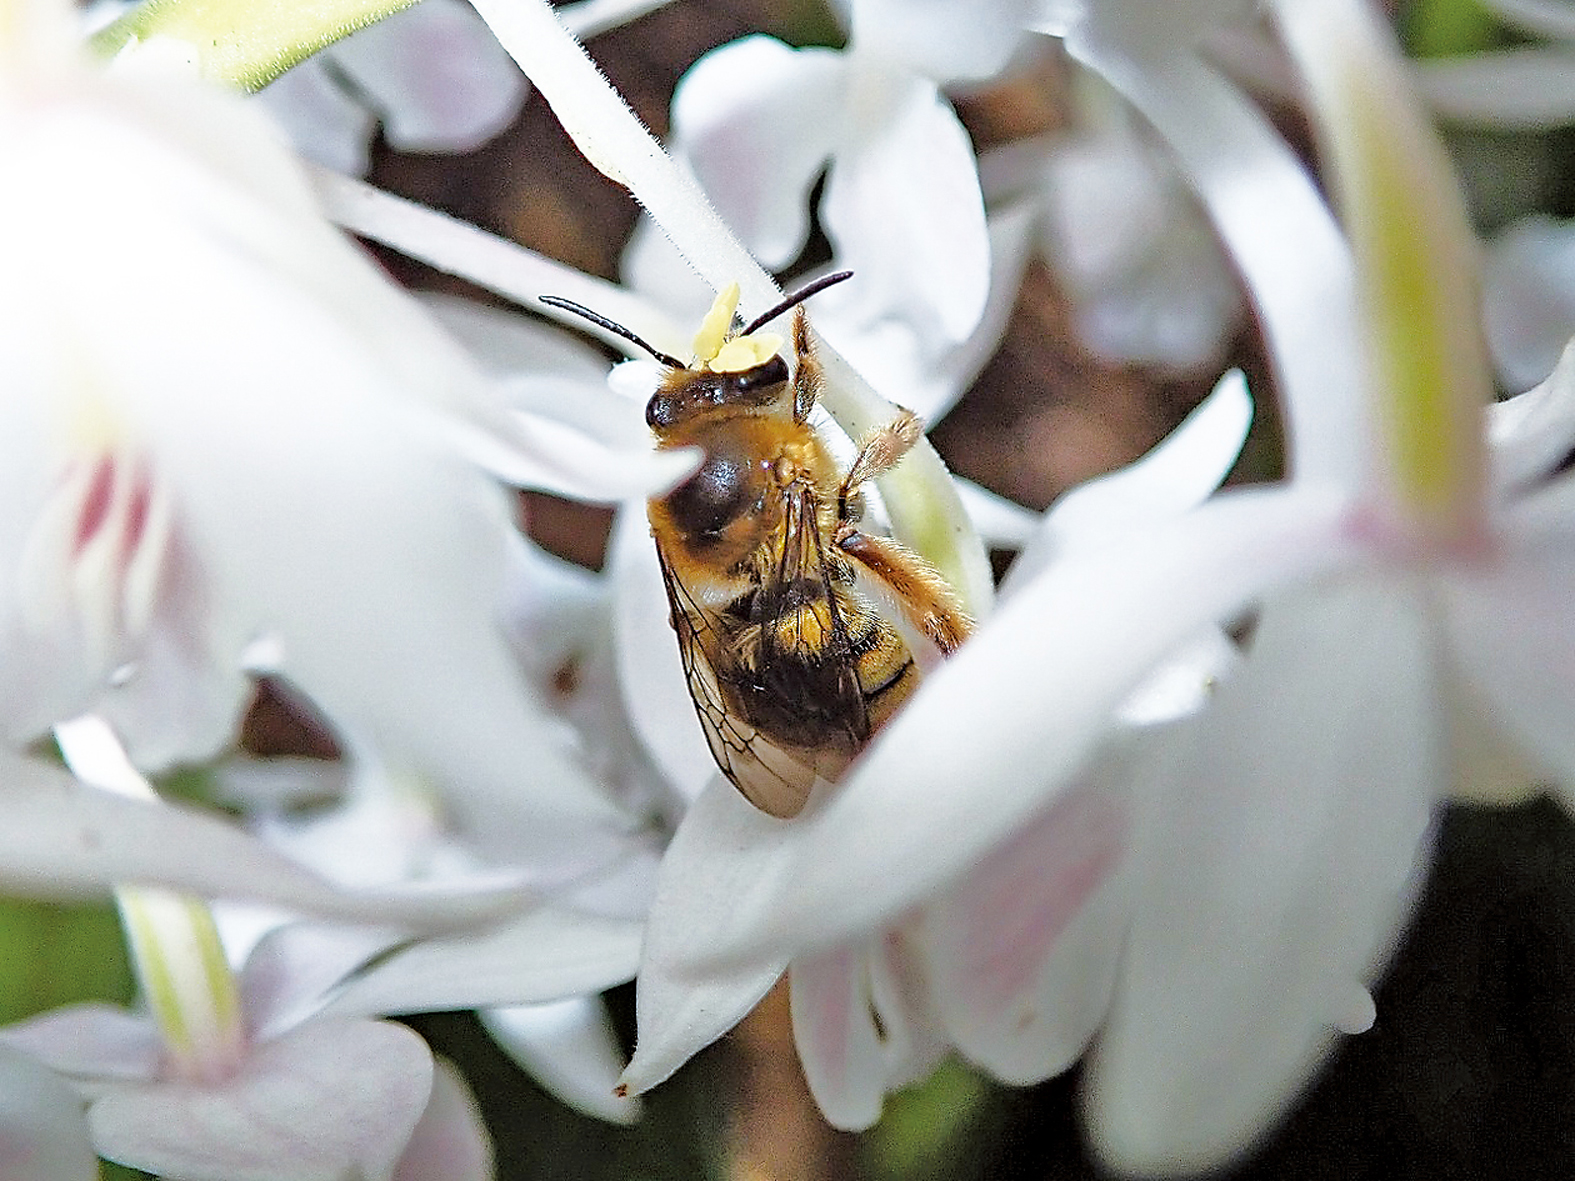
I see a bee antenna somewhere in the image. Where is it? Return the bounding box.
[739,271,853,337]
[538,295,685,369]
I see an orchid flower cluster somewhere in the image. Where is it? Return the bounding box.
[3,0,1574,1175]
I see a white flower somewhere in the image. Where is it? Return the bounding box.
[627,0,1575,1171]
[0,1045,97,1181]
[1,0,657,895]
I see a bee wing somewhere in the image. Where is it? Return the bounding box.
[655,542,828,818]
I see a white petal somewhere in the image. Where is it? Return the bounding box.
[394,1057,494,1181]
[618,780,792,1095]
[672,36,846,269]
[1416,45,1575,130]
[1485,217,1575,395]
[1480,0,1575,41]
[954,479,1039,550]
[90,1018,434,1181]
[919,770,1131,1085]
[1069,21,1364,490]
[788,943,886,1131]
[610,503,717,801]
[1444,496,1575,791]
[254,60,378,174]
[684,486,1350,967]
[0,750,538,929]
[0,1045,97,1181]
[321,906,643,1018]
[480,997,640,1124]
[1489,335,1575,493]
[849,0,1036,84]
[1086,577,1439,1174]
[0,1005,160,1083]
[1003,368,1253,596]
[240,923,407,1041]
[820,69,989,344]
[333,0,527,154]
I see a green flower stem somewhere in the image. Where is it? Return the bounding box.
[53,719,247,1082]
[90,0,420,90]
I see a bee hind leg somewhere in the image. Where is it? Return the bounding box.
[835,528,972,657]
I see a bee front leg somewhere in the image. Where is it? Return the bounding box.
[790,306,823,423]
[836,410,924,524]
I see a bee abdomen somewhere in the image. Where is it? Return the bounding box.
[847,614,918,731]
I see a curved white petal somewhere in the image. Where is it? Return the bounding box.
[681,486,1353,969]
[820,68,989,344]
[1067,22,1363,490]
[0,1005,161,1083]
[618,780,792,1095]
[1489,335,1575,493]
[1485,217,1575,395]
[395,1056,494,1181]
[789,943,886,1131]
[610,503,717,801]
[254,61,378,174]
[0,747,542,932]
[0,1045,97,1181]
[1003,368,1252,596]
[954,479,1039,550]
[1416,46,1575,130]
[1480,0,1575,41]
[1086,577,1439,1174]
[480,997,640,1124]
[90,1018,434,1181]
[321,906,643,1018]
[332,0,527,154]
[673,36,846,269]
[849,0,1036,85]
[919,769,1131,1085]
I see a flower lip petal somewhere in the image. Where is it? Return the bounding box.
[678,484,1354,972]
[1085,577,1439,1173]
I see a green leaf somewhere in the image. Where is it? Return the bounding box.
[1402,0,1506,58]
[0,898,134,1025]
[865,1058,991,1180]
[89,0,422,91]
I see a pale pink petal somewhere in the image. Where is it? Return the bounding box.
[820,70,989,344]
[321,906,643,1018]
[394,1057,494,1181]
[673,36,846,269]
[255,61,379,174]
[920,771,1130,1085]
[1086,578,1439,1174]
[0,1045,97,1181]
[480,997,641,1124]
[0,1005,160,1083]
[618,780,792,1095]
[90,1018,433,1181]
[333,0,527,154]
[788,943,886,1131]
[683,486,1350,967]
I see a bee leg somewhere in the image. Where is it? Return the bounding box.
[836,410,924,522]
[835,528,973,656]
[790,307,822,423]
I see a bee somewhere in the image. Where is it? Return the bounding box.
[541,274,971,818]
